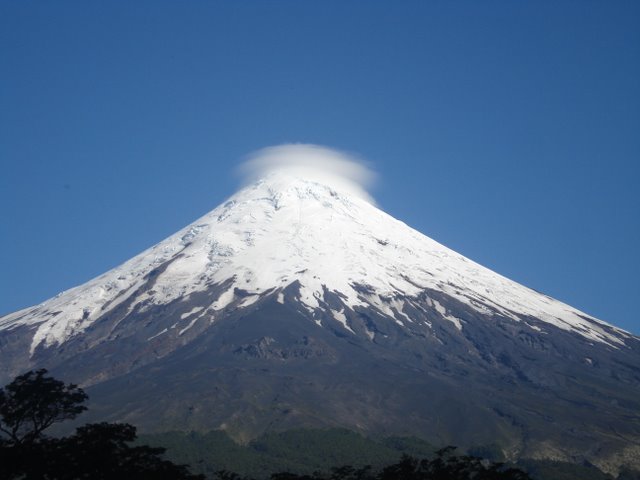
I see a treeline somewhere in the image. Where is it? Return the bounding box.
[142,429,624,480]
[138,429,437,477]
[214,448,531,480]
[1,370,637,479]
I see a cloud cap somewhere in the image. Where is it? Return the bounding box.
[238,144,378,204]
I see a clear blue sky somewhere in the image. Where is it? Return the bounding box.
[1,1,639,333]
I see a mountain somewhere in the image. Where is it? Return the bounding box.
[1,151,639,474]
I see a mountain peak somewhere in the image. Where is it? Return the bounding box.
[0,149,631,353]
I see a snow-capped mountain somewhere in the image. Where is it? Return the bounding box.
[1,169,630,353]
[1,146,639,474]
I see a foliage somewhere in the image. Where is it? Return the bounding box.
[0,370,204,479]
[466,444,506,463]
[380,436,436,458]
[0,368,87,445]
[142,429,623,480]
[209,448,532,480]
[250,429,403,469]
[140,428,421,478]
[374,449,532,480]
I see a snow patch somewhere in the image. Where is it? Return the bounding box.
[239,295,260,308]
[330,308,354,333]
[148,328,168,341]
[211,289,235,311]
[179,317,200,336]
[433,300,463,331]
[180,307,204,319]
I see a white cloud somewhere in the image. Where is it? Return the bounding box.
[237,144,378,204]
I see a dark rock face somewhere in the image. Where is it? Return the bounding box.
[1,282,639,474]
[232,336,336,361]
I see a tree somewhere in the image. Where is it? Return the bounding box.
[0,369,87,445]
[50,422,205,479]
[378,454,420,480]
[0,370,204,479]
[330,465,373,480]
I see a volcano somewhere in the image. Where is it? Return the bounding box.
[1,145,639,473]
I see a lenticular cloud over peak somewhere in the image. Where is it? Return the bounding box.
[238,144,378,204]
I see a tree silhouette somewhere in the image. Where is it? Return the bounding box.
[0,369,204,479]
[238,448,534,480]
[47,422,205,479]
[329,465,373,480]
[0,369,87,445]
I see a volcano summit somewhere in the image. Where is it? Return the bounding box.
[1,145,639,473]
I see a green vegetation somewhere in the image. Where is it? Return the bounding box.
[0,370,632,479]
[141,429,619,480]
[139,429,416,479]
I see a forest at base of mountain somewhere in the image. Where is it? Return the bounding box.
[139,428,634,480]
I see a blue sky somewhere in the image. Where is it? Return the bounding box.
[1,1,639,333]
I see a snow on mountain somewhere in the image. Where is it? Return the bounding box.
[3,145,639,475]
[0,148,632,354]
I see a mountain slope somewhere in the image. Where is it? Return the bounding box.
[1,171,630,353]
[1,162,639,474]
